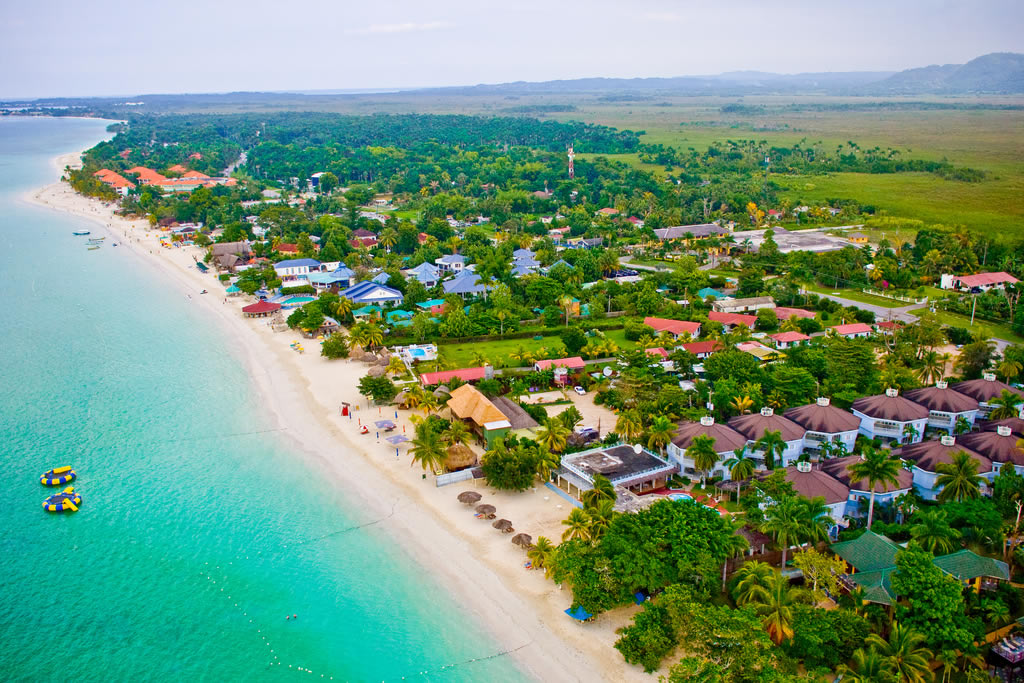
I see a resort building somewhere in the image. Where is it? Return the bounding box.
[307,265,355,291]
[897,436,992,501]
[984,418,1024,437]
[643,317,702,340]
[435,254,466,273]
[653,223,730,241]
[667,416,749,480]
[446,384,511,448]
[442,270,491,299]
[831,322,874,339]
[557,444,677,499]
[404,262,441,288]
[958,426,1024,476]
[821,454,913,519]
[241,300,281,318]
[728,407,807,469]
[785,397,861,455]
[273,258,340,282]
[769,331,810,349]
[419,366,491,387]
[832,530,1010,605]
[904,381,980,434]
[339,280,404,306]
[211,241,253,272]
[953,374,1024,418]
[696,287,726,300]
[776,461,850,524]
[851,389,929,444]
[533,357,586,384]
[712,296,775,314]
[93,169,135,195]
[940,272,1019,292]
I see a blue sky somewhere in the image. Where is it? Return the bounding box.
[2,0,1021,98]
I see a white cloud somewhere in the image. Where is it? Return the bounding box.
[347,21,453,35]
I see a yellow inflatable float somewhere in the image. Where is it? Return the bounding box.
[40,466,76,486]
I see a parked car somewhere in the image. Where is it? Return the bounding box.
[573,385,586,395]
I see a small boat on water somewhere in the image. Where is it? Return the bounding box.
[72,230,90,236]
[87,237,105,242]
[41,466,76,486]
[43,487,82,513]
[87,246,100,251]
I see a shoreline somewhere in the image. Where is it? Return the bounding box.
[25,152,646,682]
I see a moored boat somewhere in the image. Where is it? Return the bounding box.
[40,466,76,486]
[72,230,90,236]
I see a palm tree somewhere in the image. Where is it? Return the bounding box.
[794,496,830,549]
[731,560,774,605]
[587,499,616,540]
[720,522,750,594]
[469,350,489,367]
[647,416,676,455]
[333,296,354,322]
[917,350,946,384]
[615,410,643,443]
[561,508,591,541]
[410,427,446,473]
[534,446,560,483]
[558,296,575,326]
[780,315,800,333]
[418,391,440,417]
[846,445,902,529]
[387,356,406,377]
[508,344,534,366]
[686,434,720,487]
[755,572,798,645]
[989,389,1023,419]
[581,473,616,508]
[730,394,754,416]
[909,509,961,554]
[537,419,571,454]
[755,430,786,470]
[362,322,384,349]
[527,536,555,577]
[841,648,890,683]
[725,447,756,501]
[901,422,920,444]
[761,497,802,568]
[866,621,933,683]
[377,228,397,252]
[935,451,984,502]
[999,358,1023,383]
[443,420,471,447]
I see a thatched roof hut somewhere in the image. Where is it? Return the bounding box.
[446,443,477,472]
[367,365,386,377]
[511,533,533,548]
[475,504,496,518]
[457,491,482,505]
[433,385,451,398]
[492,519,514,533]
[393,390,409,406]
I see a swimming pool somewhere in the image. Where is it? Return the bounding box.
[408,348,427,357]
[667,493,694,502]
[282,296,315,306]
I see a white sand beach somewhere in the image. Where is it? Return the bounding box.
[25,152,649,683]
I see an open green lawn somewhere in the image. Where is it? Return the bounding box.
[801,282,912,309]
[908,308,1024,344]
[435,326,637,369]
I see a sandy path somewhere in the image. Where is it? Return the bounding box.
[24,153,648,683]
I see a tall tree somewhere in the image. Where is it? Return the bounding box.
[761,497,802,568]
[846,445,902,529]
[865,621,933,683]
[755,429,786,470]
[686,434,719,486]
[935,451,984,503]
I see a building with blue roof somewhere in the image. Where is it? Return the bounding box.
[416,298,446,310]
[404,261,440,287]
[512,264,538,278]
[341,280,404,306]
[697,287,726,300]
[435,254,467,273]
[512,248,535,260]
[308,267,354,291]
[371,271,390,285]
[442,270,492,299]
[274,258,324,281]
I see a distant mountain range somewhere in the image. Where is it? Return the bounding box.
[421,53,1024,97]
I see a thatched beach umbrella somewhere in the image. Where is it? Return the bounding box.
[511,533,533,548]
[433,385,451,399]
[445,443,477,472]
[393,390,409,406]
[457,491,482,505]
[492,519,514,533]
[475,504,496,518]
[367,365,386,377]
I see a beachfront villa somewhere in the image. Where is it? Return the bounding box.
[728,407,807,469]
[784,397,861,455]
[308,265,355,291]
[339,280,403,306]
[666,416,748,480]
[241,300,281,318]
[851,389,929,444]
[953,374,1024,417]
[821,454,914,518]
[556,444,677,500]
[897,435,992,501]
[832,530,1010,605]
[273,258,341,282]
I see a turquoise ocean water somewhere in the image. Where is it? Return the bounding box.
[0,117,523,682]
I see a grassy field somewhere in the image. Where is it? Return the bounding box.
[801,282,918,309]
[437,326,637,368]
[908,308,1024,344]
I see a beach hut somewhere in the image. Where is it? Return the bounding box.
[457,491,482,505]
[242,300,282,318]
[367,366,387,378]
[511,533,533,548]
[492,519,514,533]
[446,444,477,472]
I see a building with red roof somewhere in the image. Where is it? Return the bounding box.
[127,166,169,185]
[534,357,586,371]
[831,322,873,339]
[708,310,757,330]
[773,306,816,320]
[241,300,281,318]
[769,331,810,349]
[643,316,702,339]
[941,272,1019,292]
[419,366,489,387]
[645,347,669,358]
[93,169,135,195]
[678,340,722,358]
[276,243,299,254]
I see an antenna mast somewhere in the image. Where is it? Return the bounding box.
[567,144,575,179]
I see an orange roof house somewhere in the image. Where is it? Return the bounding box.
[127,166,169,185]
[167,164,188,174]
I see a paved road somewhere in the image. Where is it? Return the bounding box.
[619,254,671,273]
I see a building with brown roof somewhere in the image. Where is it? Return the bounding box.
[667,416,749,479]
[446,384,511,448]
[777,461,851,522]
[958,426,1024,473]
[728,407,806,468]
[821,454,913,516]
[952,373,1024,418]
[851,388,929,445]
[905,381,980,434]
[785,397,861,454]
[897,435,992,501]
[983,418,1024,437]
